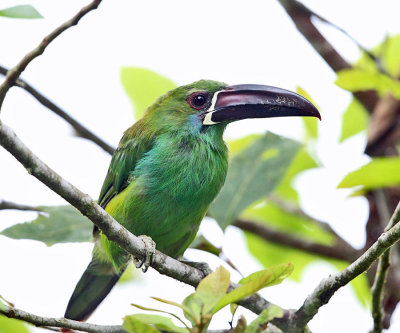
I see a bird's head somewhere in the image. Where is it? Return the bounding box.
[143,80,320,135]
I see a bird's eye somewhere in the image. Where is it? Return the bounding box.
[187,92,209,110]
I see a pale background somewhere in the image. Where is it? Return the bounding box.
[0,0,399,332]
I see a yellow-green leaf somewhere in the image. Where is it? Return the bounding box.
[0,5,42,19]
[335,69,400,98]
[247,305,283,333]
[120,67,176,120]
[123,315,161,333]
[182,293,202,326]
[195,266,230,314]
[238,263,293,287]
[0,316,30,333]
[212,264,293,313]
[123,314,188,333]
[339,98,369,142]
[338,157,400,190]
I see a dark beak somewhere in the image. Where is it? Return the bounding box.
[202,84,320,125]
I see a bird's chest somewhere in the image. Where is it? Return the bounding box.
[134,137,228,209]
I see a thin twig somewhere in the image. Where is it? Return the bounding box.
[371,191,400,332]
[0,120,288,330]
[371,250,390,333]
[234,219,361,262]
[280,202,400,332]
[0,199,41,211]
[0,304,126,333]
[0,65,115,154]
[0,0,102,111]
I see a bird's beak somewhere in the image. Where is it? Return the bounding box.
[202,84,320,125]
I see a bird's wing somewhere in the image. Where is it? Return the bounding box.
[94,128,153,235]
[99,133,151,208]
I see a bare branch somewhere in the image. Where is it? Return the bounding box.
[285,201,400,331]
[0,304,126,333]
[0,65,115,155]
[0,199,41,211]
[234,219,361,262]
[267,194,358,252]
[0,0,102,111]
[371,249,390,333]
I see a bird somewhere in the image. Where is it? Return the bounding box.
[64,79,320,322]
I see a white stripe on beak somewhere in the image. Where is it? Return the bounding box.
[202,90,221,125]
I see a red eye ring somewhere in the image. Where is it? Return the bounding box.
[187,92,209,110]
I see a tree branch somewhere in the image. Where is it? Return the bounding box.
[0,65,115,155]
[234,219,360,262]
[0,0,102,111]
[267,195,358,255]
[282,201,400,331]
[0,304,126,333]
[0,199,41,211]
[371,249,390,333]
[0,120,290,330]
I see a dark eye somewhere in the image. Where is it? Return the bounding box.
[187,92,209,110]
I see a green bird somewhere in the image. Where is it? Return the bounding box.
[64,80,320,321]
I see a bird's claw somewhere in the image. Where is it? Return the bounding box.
[133,235,156,273]
[179,260,213,278]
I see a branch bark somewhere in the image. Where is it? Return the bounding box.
[0,65,115,155]
[0,199,41,211]
[234,219,361,262]
[0,0,102,111]
[282,201,400,331]
[0,305,126,333]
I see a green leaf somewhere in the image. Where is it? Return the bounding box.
[0,205,92,246]
[335,69,400,98]
[245,231,321,281]
[212,264,293,313]
[227,134,263,155]
[120,67,177,120]
[118,263,139,284]
[0,5,42,19]
[182,293,203,326]
[381,34,400,77]
[0,316,30,333]
[238,263,293,287]
[339,98,369,142]
[195,266,230,314]
[338,157,400,190]
[209,132,300,229]
[296,87,319,140]
[151,297,183,309]
[247,305,283,333]
[274,148,319,202]
[123,315,161,333]
[123,314,188,333]
[242,201,335,245]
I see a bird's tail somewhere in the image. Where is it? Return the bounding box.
[64,257,122,322]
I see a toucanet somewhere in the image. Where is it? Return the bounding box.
[64,80,320,321]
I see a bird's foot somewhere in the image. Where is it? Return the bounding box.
[179,259,213,278]
[133,235,156,273]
